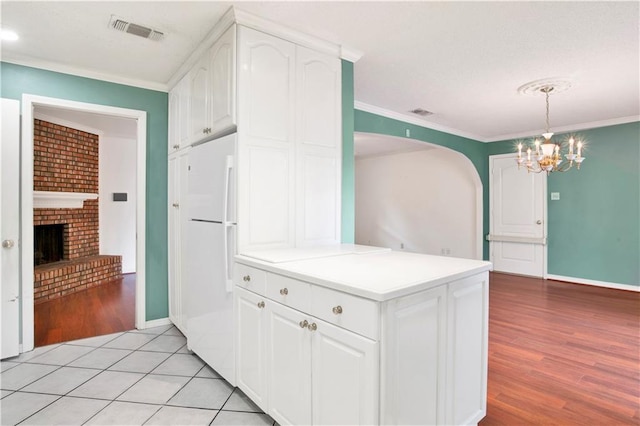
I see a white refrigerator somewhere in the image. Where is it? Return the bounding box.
[186,132,236,385]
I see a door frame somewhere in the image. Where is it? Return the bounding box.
[21,94,147,352]
[488,153,548,278]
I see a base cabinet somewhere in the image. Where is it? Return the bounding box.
[235,286,379,426]
[235,262,489,425]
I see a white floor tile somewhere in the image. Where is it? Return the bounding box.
[108,351,171,374]
[69,347,133,370]
[167,377,233,410]
[130,324,173,335]
[26,344,94,366]
[1,389,13,399]
[177,344,192,354]
[223,389,263,413]
[138,335,187,353]
[195,365,221,379]
[117,374,190,405]
[20,395,109,425]
[211,411,273,425]
[65,332,124,348]
[145,406,218,425]
[10,344,60,363]
[161,326,184,337]
[0,391,59,425]
[22,366,100,395]
[0,360,20,372]
[152,353,205,377]
[68,370,145,400]
[0,362,59,390]
[102,333,156,350]
[85,401,161,425]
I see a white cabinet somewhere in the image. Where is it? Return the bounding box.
[236,26,342,253]
[235,260,489,425]
[168,149,190,333]
[446,273,489,426]
[235,271,379,426]
[168,76,190,154]
[189,25,237,146]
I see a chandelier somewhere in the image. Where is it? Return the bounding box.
[516,82,585,174]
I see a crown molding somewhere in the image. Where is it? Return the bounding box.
[340,46,364,63]
[488,115,640,142]
[1,57,168,92]
[354,101,485,142]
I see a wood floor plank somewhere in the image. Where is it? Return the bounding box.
[481,272,640,425]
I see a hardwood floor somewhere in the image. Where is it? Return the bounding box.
[34,274,135,347]
[480,272,640,425]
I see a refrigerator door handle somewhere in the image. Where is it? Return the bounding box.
[223,222,234,293]
[223,155,234,224]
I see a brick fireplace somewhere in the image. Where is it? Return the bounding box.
[33,119,121,303]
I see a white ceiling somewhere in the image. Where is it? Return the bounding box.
[2,1,638,142]
[35,105,137,139]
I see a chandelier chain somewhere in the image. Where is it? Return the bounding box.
[545,88,550,134]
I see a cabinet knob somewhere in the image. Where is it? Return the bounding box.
[172,203,179,208]
[307,322,317,332]
[299,319,308,328]
[243,275,251,282]
[332,305,343,315]
[173,144,180,149]
[257,301,265,309]
[536,220,542,225]
[279,288,289,296]
[2,239,15,249]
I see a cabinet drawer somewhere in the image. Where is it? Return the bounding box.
[235,263,267,295]
[266,273,311,313]
[311,286,379,340]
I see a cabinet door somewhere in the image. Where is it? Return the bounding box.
[210,25,236,136]
[267,301,312,426]
[237,26,295,252]
[177,76,191,148]
[311,318,379,425]
[236,287,268,411]
[445,272,489,425]
[189,52,210,144]
[295,46,342,246]
[381,285,447,425]
[168,87,180,154]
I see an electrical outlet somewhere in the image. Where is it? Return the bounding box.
[551,192,560,200]
[405,129,411,137]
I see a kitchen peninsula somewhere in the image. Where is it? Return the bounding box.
[234,245,491,425]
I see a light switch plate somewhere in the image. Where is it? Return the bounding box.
[551,192,560,200]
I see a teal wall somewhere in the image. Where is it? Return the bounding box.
[488,122,640,286]
[341,60,355,243]
[1,62,169,319]
[352,110,491,259]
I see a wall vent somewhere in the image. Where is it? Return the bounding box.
[109,15,164,41]
[409,108,434,117]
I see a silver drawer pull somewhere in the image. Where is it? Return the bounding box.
[243,275,251,282]
[299,320,308,328]
[307,322,317,332]
[279,288,288,296]
[332,305,343,315]
[173,144,180,149]
[257,301,265,309]
[172,203,179,208]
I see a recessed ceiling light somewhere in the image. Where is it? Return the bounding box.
[1,29,19,41]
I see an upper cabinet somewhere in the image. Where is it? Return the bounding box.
[168,76,190,154]
[189,25,237,146]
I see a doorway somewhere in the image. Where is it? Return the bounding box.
[489,153,547,277]
[20,95,147,352]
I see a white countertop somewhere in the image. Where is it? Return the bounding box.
[236,247,492,301]
[239,244,390,263]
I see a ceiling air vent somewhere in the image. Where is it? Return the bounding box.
[409,108,434,117]
[109,15,164,41]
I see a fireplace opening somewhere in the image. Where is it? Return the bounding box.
[34,224,65,266]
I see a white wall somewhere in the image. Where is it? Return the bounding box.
[355,148,481,259]
[99,136,137,273]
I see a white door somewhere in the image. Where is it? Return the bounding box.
[210,25,236,135]
[490,154,546,277]
[1,98,21,359]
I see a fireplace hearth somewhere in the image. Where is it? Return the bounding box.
[34,224,65,266]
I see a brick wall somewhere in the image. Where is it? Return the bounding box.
[33,119,99,259]
[32,119,121,302]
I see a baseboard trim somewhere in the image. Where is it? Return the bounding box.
[546,274,639,292]
[143,317,172,329]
